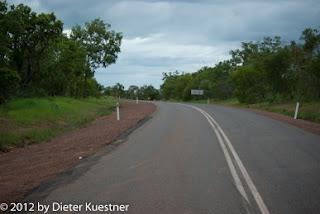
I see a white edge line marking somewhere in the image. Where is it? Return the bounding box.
[187,104,270,214]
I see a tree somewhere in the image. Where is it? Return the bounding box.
[71,19,122,96]
[301,28,320,54]
[127,85,139,99]
[139,85,160,100]
[42,37,88,97]
[161,71,180,100]
[71,19,122,70]
[110,83,125,97]
[159,29,320,104]
[232,65,268,103]
[194,62,234,99]
[0,1,122,101]
[0,67,20,103]
[260,48,292,100]
[6,4,63,90]
[0,1,9,66]
[282,29,320,101]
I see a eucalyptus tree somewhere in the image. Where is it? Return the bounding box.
[6,4,63,89]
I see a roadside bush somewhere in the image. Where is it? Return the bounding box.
[232,65,268,104]
[0,68,20,103]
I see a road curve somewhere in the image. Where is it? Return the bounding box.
[26,102,320,214]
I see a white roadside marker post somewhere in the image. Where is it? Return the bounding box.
[116,102,120,121]
[207,98,210,104]
[294,101,300,119]
[134,89,139,104]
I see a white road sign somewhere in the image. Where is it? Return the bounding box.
[191,89,204,95]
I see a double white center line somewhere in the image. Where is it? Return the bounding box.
[188,105,270,214]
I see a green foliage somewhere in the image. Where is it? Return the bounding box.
[139,85,160,100]
[6,4,63,89]
[161,71,179,99]
[105,84,160,101]
[0,1,9,66]
[0,96,116,151]
[213,99,320,123]
[104,83,125,97]
[232,65,268,103]
[126,85,140,99]
[161,71,193,101]
[0,1,122,102]
[161,29,320,105]
[41,37,89,97]
[0,67,20,103]
[86,78,104,97]
[160,63,234,101]
[71,19,122,71]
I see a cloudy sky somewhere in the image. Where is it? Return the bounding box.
[9,0,320,88]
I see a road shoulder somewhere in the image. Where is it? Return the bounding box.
[213,103,320,136]
[0,101,156,203]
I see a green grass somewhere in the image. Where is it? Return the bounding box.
[212,98,320,123]
[168,98,320,123]
[0,96,117,151]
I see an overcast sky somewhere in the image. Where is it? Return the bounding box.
[9,0,320,88]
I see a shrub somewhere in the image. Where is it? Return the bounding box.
[0,67,20,103]
[232,65,268,104]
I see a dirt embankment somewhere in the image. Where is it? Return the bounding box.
[0,101,156,203]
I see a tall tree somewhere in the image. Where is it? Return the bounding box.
[71,19,122,70]
[127,85,139,99]
[0,1,9,66]
[7,4,63,89]
[139,85,160,100]
[71,19,122,96]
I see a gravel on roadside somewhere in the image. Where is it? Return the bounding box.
[0,101,156,203]
[248,108,320,135]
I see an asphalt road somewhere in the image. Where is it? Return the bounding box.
[26,102,320,214]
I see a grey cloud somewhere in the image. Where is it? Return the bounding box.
[7,0,320,88]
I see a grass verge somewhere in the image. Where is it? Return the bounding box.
[0,96,117,151]
[211,98,320,123]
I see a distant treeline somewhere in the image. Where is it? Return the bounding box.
[104,83,160,101]
[0,1,122,103]
[161,28,320,103]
